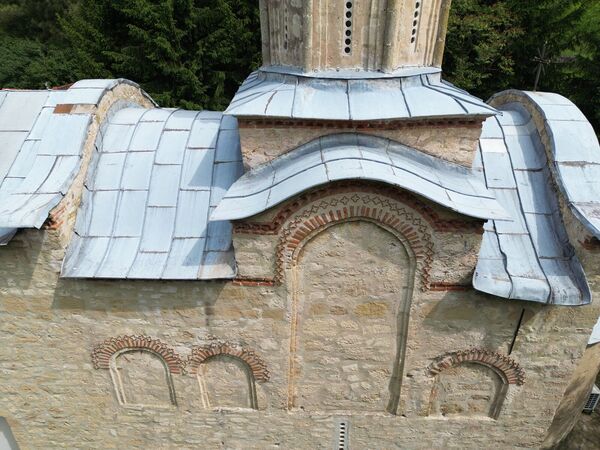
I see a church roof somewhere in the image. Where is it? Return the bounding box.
[211,133,509,222]
[0,79,597,307]
[473,100,590,306]
[225,69,498,121]
[492,90,600,240]
[0,79,151,243]
[62,107,242,280]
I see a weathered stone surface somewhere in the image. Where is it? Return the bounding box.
[239,122,483,169]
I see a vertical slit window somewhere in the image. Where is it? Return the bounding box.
[411,1,422,47]
[343,1,353,55]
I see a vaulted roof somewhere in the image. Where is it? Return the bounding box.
[211,133,508,222]
[62,107,242,280]
[474,102,590,305]
[0,79,598,309]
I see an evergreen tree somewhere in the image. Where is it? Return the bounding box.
[60,0,261,110]
[444,0,524,99]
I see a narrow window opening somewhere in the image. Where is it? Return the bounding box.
[411,0,423,49]
[283,4,289,50]
[343,1,353,55]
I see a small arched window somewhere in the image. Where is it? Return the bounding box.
[428,349,525,419]
[92,335,183,408]
[188,342,270,410]
[110,349,177,407]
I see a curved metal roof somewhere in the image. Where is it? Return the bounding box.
[474,104,590,306]
[62,107,242,280]
[0,80,153,237]
[225,70,498,121]
[490,90,600,240]
[212,133,509,222]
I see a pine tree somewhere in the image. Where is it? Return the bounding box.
[60,0,261,110]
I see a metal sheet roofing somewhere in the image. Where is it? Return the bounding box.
[491,90,600,241]
[0,80,151,238]
[473,104,590,305]
[211,133,509,222]
[61,108,242,280]
[225,70,498,121]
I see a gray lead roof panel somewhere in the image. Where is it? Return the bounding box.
[62,107,242,280]
[225,70,498,121]
[0,80,150,233]
[212,133,509,222]
[474,106,590,306]
[494,91,600,240]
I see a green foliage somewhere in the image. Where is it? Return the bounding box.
[60,0,261,109]
[0,0,597,134]
[444,0,524,98]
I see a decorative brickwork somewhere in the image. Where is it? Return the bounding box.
[187,342,270,383]
[91,335,184,375]
[234,182,482,235]
[238,117,482,130]
[429,349,525,386]
[232,277,276,287]
[273,190,435,289]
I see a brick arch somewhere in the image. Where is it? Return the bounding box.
[91,335,184,375]
[275,190,435,289]
[429,349,525,386]
[187,342,270,383]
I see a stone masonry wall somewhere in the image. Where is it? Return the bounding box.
[238,120,483,169]
[1,182,599,448]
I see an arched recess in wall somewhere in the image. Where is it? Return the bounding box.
[187,342,270,410]
[92,335,183,408]
[428,349,525,419]
[278,188,432,414]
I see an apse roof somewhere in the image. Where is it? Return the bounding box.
[225,70,499,121]
[474,101,590,306]
[212,133,509,222]
[61,107,242,280]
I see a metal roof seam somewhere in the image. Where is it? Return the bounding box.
[159,109,203,279]
[124,109,178,279]
[103,108,156,278]
[496,115,552,302]
[1,91,51,195]
[398,78,412,118]
[418,75,470,115]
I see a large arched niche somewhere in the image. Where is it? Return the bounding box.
[284,213,418,414]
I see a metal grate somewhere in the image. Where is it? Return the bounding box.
[583,384,600,414]
[336,420,350,450]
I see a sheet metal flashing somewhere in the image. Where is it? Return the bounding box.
[61,108,242,280]
[474,103,591,306]
[225,69,498,121]
[490,90,600,241]
[212,133,509,222]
